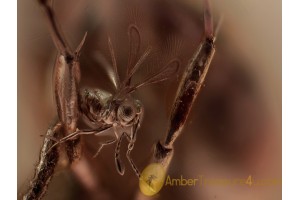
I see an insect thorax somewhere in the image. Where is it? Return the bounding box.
[80,88,113,123]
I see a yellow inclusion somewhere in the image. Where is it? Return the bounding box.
[139,163,166,196]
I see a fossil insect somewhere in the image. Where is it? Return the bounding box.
[145,174,157,187]
[38,0,179,179]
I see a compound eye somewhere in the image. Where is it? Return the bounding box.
[118,102,136,123]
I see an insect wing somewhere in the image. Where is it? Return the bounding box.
[129,58,180,93]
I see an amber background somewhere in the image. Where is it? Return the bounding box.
[18,0,281,199]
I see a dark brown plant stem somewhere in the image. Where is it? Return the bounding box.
[23,122,62,200]
[23,1,89,199]
[165,37,215,147]
[65,137,82,163]
[153,34,216,170]
[149,0,218,172]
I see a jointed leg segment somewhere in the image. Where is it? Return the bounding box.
[115,133,126,175]
[126,141,140,177]
[93,139,116,158]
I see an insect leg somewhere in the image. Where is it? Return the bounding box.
[115,133,126,175]
[45,129,82,155]
[46,125,113,155]
[126,140,140,178]
[124,119,141,177]
[93,139,116,158]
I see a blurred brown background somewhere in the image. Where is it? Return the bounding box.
[18,0,281,199]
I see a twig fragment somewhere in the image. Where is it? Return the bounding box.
[23,122,62,200]
[152,0,218,173]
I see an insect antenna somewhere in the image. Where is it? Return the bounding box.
[126,25,141,86]
[107,36,121,89]
[114,46,152,99]
[114,24,181,99]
